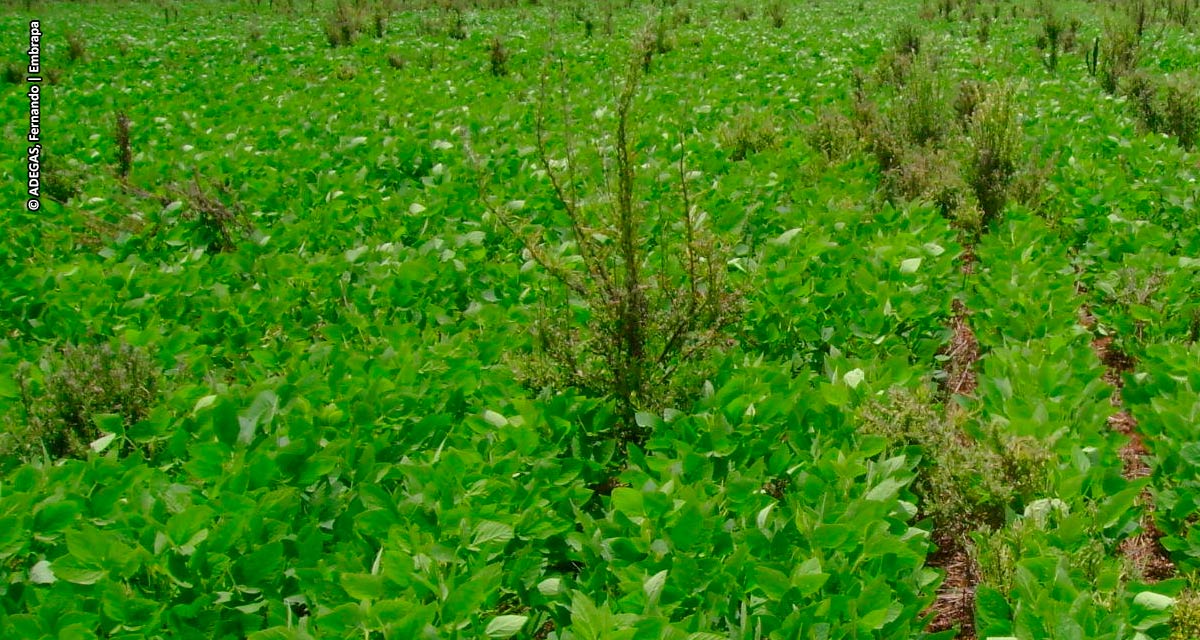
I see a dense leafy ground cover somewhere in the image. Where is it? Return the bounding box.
[1,0,1199,638]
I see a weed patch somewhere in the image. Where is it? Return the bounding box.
[718,108,782,161]
[471,51,741,450]
[13,343,158,460]
[489,36,509,77]
[857,387,1050,539]
[323,2,367,47]
[967,84,1020,228]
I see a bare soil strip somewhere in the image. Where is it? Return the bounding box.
[927,533,978,638]
[945,299,980,399]
[1079,303,1176,582]
[928,267,982,639]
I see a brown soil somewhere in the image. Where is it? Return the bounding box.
[1083,307,1176,582]
[961,246,977,275]
[532,620,555,640]
[926,535,978,639]
[1120,528,1177,582]
[1109,411,1151,480]
[923,238,986,639]
[945,299,979,398]
[1108,409,1175,580]
[1091,335,1136,391]
[591,476,627,497]
[1078,302,1096,328]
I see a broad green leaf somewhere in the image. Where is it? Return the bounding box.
[242,389,279,438]
[52,556,106,585]
[756,503,775,530]
[643,570,667,603]
[247,628,299,640]
[865,477,905,502]
[239,542,284,581]
[671,502,704,551]
[167,505,215,545]
[771,228,802,245]
[485,615,528,638]
[793,572,829,596]
[754,566,790,599]
[56,567,106,585]
[570,592,623,639]
[607,537,644,561]
[1022,498,1069,525]
[66,527,112,567]
[91,413,124,436]
[89,432,117,453]
[483,410,509,427]
[792,558,829,595]
[858,604,892,630]
[213,399,240,447]
[634,411,660,429]
[899,258,922,274]
[0,518,25,558]
[472,520,514,547]
[610,488,643,516]
[235,600,267,614]
[975,584,1013,635]
[537,577,562,596]
[317,603,363,633]
[177,529,209,556]
[192,394,218,413]
[811,524,852,549]
[341,573,384,601]
[1133,592,1175,610]
[443,564,502,620]
[29,560,55,585]
[34,501,78,534]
